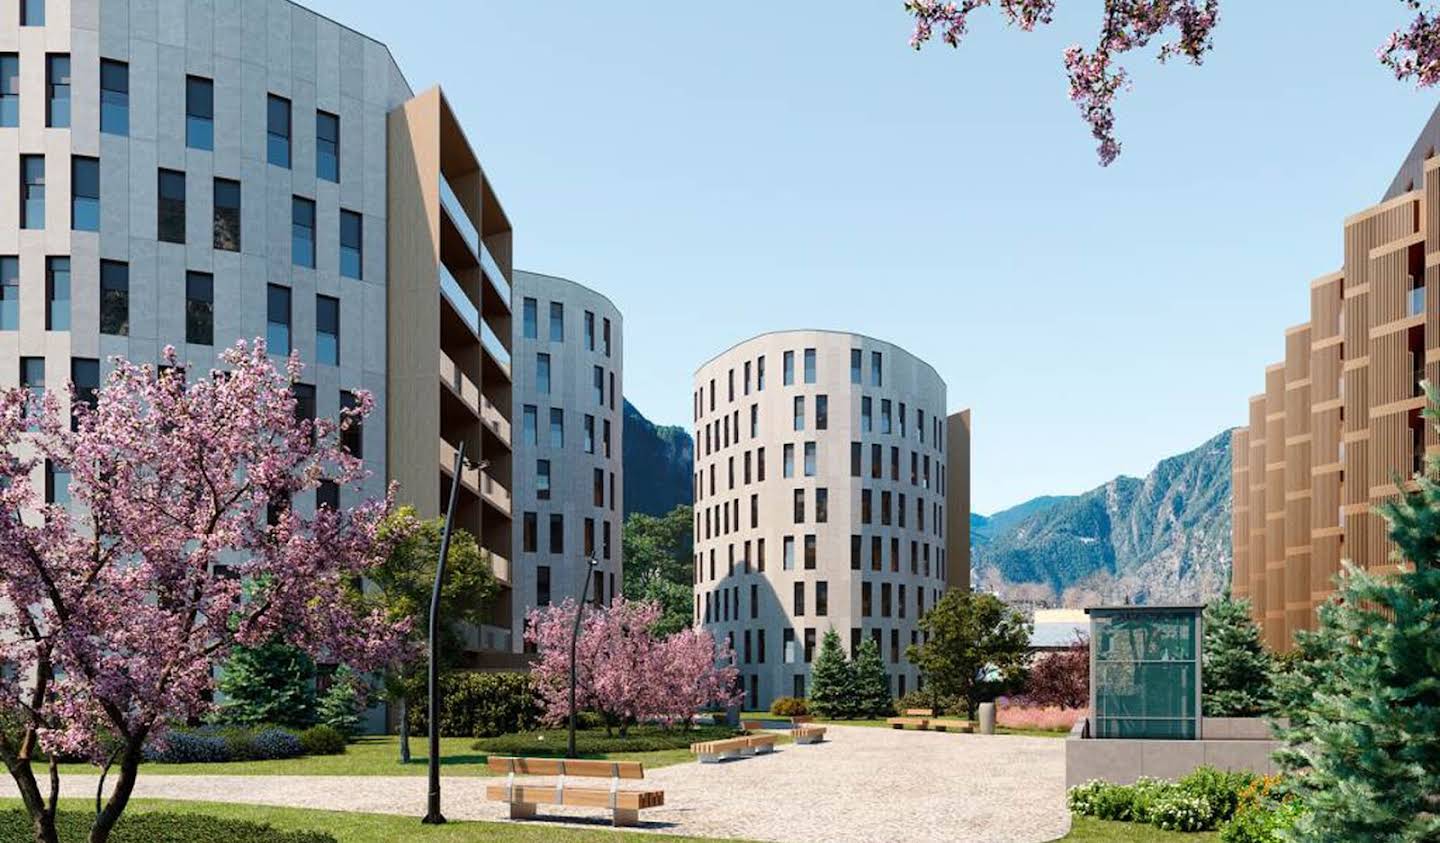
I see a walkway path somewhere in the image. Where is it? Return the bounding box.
[7,726,1071,843]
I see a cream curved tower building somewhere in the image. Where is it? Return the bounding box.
[511,270,623,644]
[692,331,970,709]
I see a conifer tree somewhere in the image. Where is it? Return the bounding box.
[1274,383,1440,842]
[215,639,318,730]
[852,637,893,719]
[1201,596,1274,716]
[808,628,857,719]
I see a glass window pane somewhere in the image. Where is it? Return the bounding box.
[291,197,315,267]
[316,111,338,182]
[316,295,339,365]
[0,256,17,331]
[185,76,213,150]
[213,178,240,251]
[1,54,18,128]
[71,157,99,232]
[157,169,185,243]
[266,284,291,353]
[100,60,128,136]
[46,54,69,128]
[185,271,213,345]
[267,95,291,168]
[46,257,69,331]
[339,210,362,278]
[99,260,128,336]
[21,155,45,230]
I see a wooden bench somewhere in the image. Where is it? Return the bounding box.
[931,718,974,733]
[484,757,664,827]
[887,708,934,729]
[794,724,827,744]
[691,733,775,763]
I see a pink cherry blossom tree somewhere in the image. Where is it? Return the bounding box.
[524,598,739,735]
[906,1,1440,165]
[0,340,406,843]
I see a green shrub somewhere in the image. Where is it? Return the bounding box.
[1127,777,1173,824]
[893,689,964,715]
[1177,766,1257,827]
[1066,780,1110,816]
[298,725,346,756]
[1150,791,1215,832]
[0,810,336,842]
[769,696,809,717]
[144,725,302,764]
[1220,798,1306,843]
[473,723,737,756]
[406,671,540,738]
[316,666,366,738]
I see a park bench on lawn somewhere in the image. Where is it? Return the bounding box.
[485,757,664,827]
[691,731,777,763]
[743,719,827,746]
[886,708,975,733]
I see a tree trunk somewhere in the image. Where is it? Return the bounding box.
[88,739,143,843]
[398,696,411,763]
[1,737,59,843]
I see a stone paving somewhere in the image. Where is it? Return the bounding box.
[10,725,1071,843]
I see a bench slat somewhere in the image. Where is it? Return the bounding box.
[484,756,646,779]
[485,784,664,810]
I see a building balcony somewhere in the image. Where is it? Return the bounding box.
[481,469,512,518]
[481,319,512,374]
[439,437,481,497]
[440,263,511,377]
[480,240,511,313]
[481,393,512,449]
[1411,286,1426,318]
[439,174,481,263]
[438,349,480,418]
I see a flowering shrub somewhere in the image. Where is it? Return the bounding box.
[143,731,229,764]
[995,700,1085,732]
[143,725,303,764]
[1150,792,1214,832]
[1220,796,1305,843]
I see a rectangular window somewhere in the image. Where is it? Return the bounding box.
[548,512,563,552]
[871,536,882,571]
[872,351,883,386]
[535,353,552,393]
[861,489,871,524]
[538,460,552,501]
[816,488,828,523]
[603,317,612,356]
[340,210,362,279]
[185,272,213,345]
[872,444,882,479]
[100,59,128,135]
[157,169,185,243]
[793,582,805,617]
[291,196,315,267]
[46,54,69,128]
[0,54,17,127]
[804,441,817,477]
[793,395,804,431]
[549,407,565,448]
[21,155,44,229]
[816,581,828,616]
[71,156,99,231]
[0,256,16,330]
[803,348,816,383]
[861,396,872,433]
[316,111,339,182]
[862,582,872,617]
[99,260,128,336]
[316,480,339,511]
[783,536,795,571]
[850,349,862,384]
[815,394,828,430]
[340,391,362,457]
[584,311,595,350]
[584,414,595,453]
[783,350,794,385]
[783,443,794,478]
[603,418,612,458]
[185,75,213,150]
[213,178,241,251]
[851,535,862,570]
[523,511,538,552]
[549,301,564,342]
[316,295,339,364]
[267,94,291,168]
[593,365,603,405]
[266,284,291,353]
[71,357,98,424]
[593,467,604,507]
[804,534,816,569]
[793,488,805,523]
[21,0,43,25]
[756,356,765,390]
[522,405,538,446]
[45,257,68,331]
[45,460,69,506]
[881,399,892,435]
[20,357,44,409]
[882,583,892,618]
[522,297,538,339]
[537,565,551,605]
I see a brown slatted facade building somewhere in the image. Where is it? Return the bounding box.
[1233,129,1440,649]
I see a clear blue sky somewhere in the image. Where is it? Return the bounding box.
[307,1,1436,514]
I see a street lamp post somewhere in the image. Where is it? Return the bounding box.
[421,444,488,826]
[567,555,600,760]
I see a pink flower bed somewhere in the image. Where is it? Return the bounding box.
[996,703,1086,732]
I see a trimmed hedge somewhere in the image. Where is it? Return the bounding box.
[769,696,809,717]
[406,671,540,738]
[144,725,304,764]
[0,810,336,842]
[298,724,346,756]
[473,724,738,757]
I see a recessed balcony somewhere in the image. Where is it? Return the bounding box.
[439,174,481,263]
[439,438,480,497]
[439,349,480,418]
[480,469,512,518]
[481,393,512,449]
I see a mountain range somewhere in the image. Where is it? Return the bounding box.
[971,429,1234,607]
[622,399,694,518]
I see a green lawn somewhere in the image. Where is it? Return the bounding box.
[56,734,708,778]
[1054,816,1221,842]
[0,798,743,843]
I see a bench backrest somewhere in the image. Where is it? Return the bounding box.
[741,720,765,730]
[904,708,935,716]
[486,756,646,780]
[789,715,814,724]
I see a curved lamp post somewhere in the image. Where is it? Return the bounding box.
[422,444,488,826]
[567,555,600,759]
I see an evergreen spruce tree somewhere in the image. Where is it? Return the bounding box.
[1274,383,1440,842]
[808,628,857,719]
[316,666,367,738]
[852,637,892,718]
[1201,595,1275,716]
[215,639,317,729]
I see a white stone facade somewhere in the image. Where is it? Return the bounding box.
[693,330,957,709]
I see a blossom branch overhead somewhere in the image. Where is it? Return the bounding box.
[907,1,1440,166]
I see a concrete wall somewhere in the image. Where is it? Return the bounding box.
[692,330,956,708]
[1065,717,1282,788]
